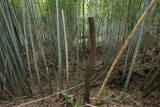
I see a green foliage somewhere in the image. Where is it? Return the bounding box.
[62,91,80,107]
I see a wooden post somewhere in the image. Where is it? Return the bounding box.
[84,17,96,104]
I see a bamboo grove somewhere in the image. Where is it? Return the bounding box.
[0,0,160,106]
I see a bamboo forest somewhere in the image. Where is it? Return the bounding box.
[0,0,160,106]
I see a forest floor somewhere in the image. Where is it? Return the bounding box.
[2,69,159,107]
[0,49,160,107]
[1,72,159,107]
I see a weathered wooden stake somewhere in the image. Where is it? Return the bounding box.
[84,17,96,104]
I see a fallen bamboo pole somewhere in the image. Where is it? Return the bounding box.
[17,83,84,107]
[95,0,157,102]
[17,66,107,107]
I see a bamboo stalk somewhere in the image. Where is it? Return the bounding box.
[56,0,63,91]
[95,0,157,102]
[61,10,69,88]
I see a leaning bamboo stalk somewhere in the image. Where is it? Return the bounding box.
[124,21,145,91]
[95,0,157,102]
[61,10,69,88]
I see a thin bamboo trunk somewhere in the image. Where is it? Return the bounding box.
[61,10,69,88]
[124,20,145,91]
[56,0,63,91]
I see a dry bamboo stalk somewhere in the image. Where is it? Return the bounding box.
[95,0,157,102]
[17,83,84,107]
[85,103,98,107]
[61,10,69,88]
